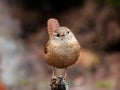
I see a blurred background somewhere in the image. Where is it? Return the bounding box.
[0,0,120,90]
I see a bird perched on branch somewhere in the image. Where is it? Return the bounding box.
[45,18,80,79]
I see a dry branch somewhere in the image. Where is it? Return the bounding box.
[50,76,68,90]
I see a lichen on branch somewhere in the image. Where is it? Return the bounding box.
[50,76,68,90]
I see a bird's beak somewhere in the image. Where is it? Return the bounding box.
[61,34,65,37]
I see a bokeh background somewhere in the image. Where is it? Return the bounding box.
[0,0,120,90]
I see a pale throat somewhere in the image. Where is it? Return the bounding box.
[50,36,76,48]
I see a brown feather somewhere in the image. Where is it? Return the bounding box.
[44,42,49,54]
[47,18,60,37]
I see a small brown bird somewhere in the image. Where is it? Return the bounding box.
[45,18,80,78]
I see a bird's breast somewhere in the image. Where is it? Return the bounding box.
[45,40,80,68]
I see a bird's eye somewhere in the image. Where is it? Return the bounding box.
[67,31,70,34]
[56,33,60,37]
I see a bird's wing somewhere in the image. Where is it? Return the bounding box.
[44,41,49,54]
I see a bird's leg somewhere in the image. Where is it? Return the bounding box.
[52,67,67,79]
[64,68,67,79]
[52,67,56,78]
